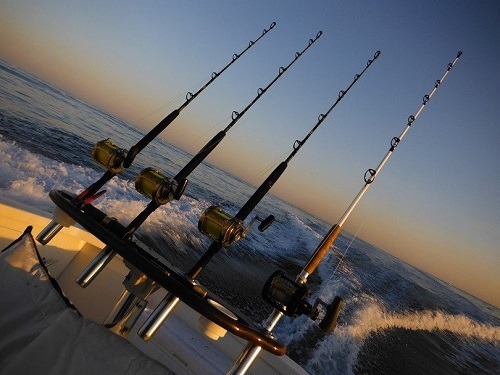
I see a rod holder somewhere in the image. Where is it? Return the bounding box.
[36,206,76,245]
[76,247,116,288]
[36,221,63,245]
[138,294,181,341]
[105,266,156,336]
[139,279,209,341]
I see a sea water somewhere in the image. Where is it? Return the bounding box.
[0,60,498,374]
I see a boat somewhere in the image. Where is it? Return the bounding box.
[0,25,320,374]
[0,37,462,373]
[0,195,307,374]
[0,24,329,374]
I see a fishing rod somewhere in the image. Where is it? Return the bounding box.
[229,51,463,375]
[75,31,323,288]
[36,21,277,245]
[137,50,381,342]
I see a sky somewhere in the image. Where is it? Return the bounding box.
[0,1,498,308]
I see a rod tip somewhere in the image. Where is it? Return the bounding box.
[457,51,463,58]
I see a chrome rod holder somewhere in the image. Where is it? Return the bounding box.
[36,221,63,245]
[138,293,180,341]
[37,206,76,244]
[105,264,157,336]
[76,246,116,287]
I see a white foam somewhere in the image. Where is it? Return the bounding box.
[305,299,500,374]
[349,303,500,342]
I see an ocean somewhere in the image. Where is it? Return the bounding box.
[1,60,498,374]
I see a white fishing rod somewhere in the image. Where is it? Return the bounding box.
[229,51,462,375]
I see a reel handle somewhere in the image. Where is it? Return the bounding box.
[257,214,275,232]
[318,296,343,333]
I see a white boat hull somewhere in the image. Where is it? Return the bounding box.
[0,197,307,374]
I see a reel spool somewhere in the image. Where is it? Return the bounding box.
[198,206,275,247]
[198,206,244,247]
[92,139,127,174]
[135,167,186,205]
[262,270,343,332]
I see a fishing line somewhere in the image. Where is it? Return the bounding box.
[183,115,232,150]
[315,217,366,304]
[137,75,219,124]
[331,218,365,277]
[256,148,293,179]
[134,95,185,123]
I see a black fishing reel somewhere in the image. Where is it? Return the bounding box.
[135,167,187,205]
[198,206,274,247]
[262,270,343,333]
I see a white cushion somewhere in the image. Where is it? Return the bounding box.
[0,227,172,375]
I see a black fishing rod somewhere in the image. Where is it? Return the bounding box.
[138,50,381,342]
[75,31,323,288]
[229,51,463,375]
[36,21,276,245]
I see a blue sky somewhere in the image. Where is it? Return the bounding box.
[1,1,499,307]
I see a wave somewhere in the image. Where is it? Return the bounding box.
[349,304,500,342]
[304,300,500,374]
[0,137,86,210]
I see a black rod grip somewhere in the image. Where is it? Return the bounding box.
[124,109,180,168]
[124,201,160,237]
[188,242,223,279]
[236,161,288,221]
[174,130,226,182]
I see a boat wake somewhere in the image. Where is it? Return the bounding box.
[348,303,500,341]
[302,301,500,374]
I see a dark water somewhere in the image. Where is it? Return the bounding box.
[1,60,498,374]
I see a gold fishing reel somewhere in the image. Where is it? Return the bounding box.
[92,139,127,174]
[198,206,275,247]
[198,206,244,247]
[135,167,187,205]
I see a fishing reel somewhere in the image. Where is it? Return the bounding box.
[198,206,275,247]
[262,270,343,333]
[92,139,128,174]
[135,167,188,205]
